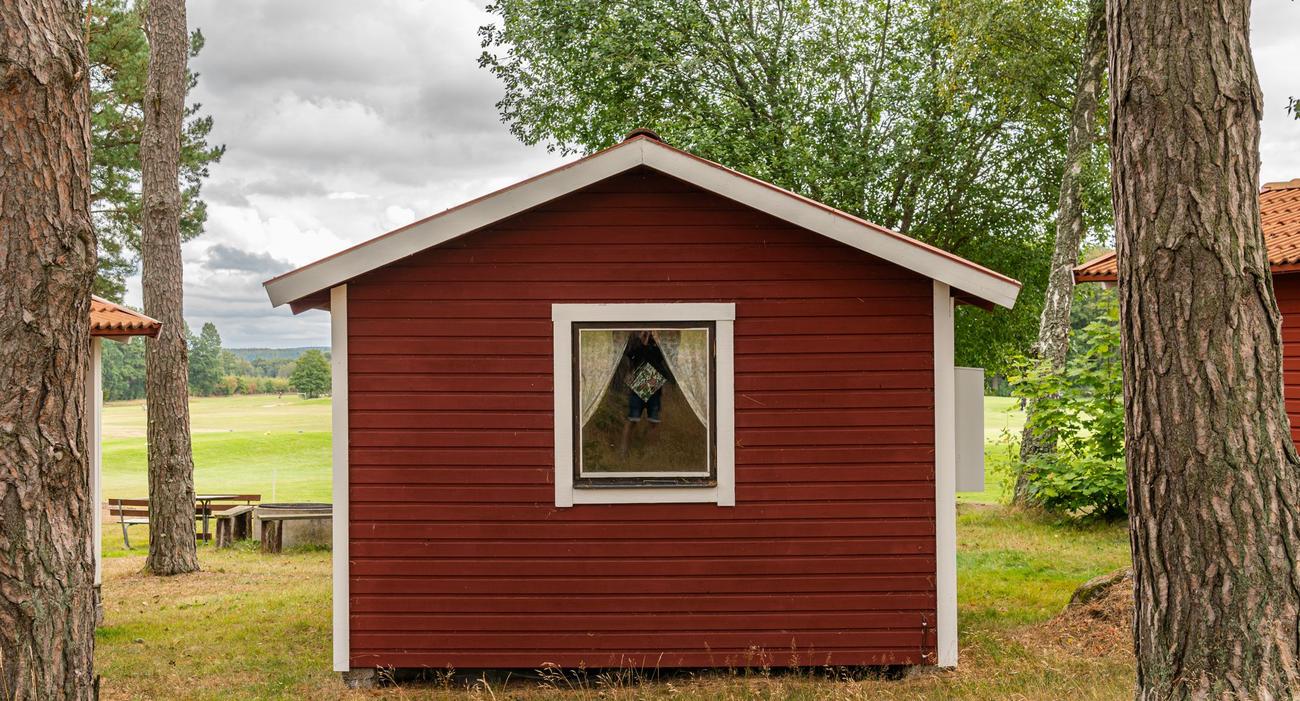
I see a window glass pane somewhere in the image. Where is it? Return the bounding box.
[576,326,711,477]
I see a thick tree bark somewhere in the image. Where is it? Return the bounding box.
[1110,0,1300,697]
[0,1,99,698]
[1014,0,1108,505]
[142,0,199,575]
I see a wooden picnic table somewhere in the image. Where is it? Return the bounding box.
[195,494,241,543]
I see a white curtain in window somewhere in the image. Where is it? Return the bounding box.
[656,329,710,426]
[578,330,630,426]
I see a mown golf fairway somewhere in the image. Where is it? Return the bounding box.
[101,394,1020,508]
[101,394,332,504]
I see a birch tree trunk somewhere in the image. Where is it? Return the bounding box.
[1014,0,1107,504]
[0,0,99,697]
[142,0,200,575]
[1109,0,1300,696]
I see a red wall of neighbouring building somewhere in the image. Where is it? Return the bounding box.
[344,167,939,669]
[1275,274,1300,445]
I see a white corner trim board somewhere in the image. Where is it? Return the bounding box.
[264,137,1020,311]
[552,303,736,507]
[88,338,103,588]
[330,285,350,672]
[932,282,959,668]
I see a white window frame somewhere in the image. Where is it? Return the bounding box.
[552,303,735,507]
[574,323,715,481]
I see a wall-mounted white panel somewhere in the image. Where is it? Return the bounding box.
[955,366,985,493]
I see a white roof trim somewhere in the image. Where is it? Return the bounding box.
[264,137,1021,309]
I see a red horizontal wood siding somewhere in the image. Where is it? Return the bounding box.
[1274,274,1300,446]
[346,168,936,669]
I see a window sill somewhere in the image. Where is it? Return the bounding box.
[567,485,724,505]
[574,479,717,489]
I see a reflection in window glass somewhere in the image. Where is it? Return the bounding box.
[575,325,713,482]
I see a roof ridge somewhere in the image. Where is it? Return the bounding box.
[1263,178,1300,192]
[1075,186,1300,283]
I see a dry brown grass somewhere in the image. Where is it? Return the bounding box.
[1020,569,1133,661]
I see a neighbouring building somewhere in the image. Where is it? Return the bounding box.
[1075,178,1300,443]
[87,296,162,593]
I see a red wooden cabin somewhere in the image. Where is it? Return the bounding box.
[264,132,1021,676]
[1075,178,1300,443]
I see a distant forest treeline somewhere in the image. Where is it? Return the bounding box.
[226,347,328,362]
[101,321,329,401]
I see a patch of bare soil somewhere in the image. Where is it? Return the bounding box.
[1023,568,1133,658]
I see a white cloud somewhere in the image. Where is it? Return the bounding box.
[132,0,568,347]
[126,0,1298,348]
[1254,2,1300,183]
[384,205,417,228]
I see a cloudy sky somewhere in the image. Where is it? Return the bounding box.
[122,0,1300,348]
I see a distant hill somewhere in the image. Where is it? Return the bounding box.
[227,347,328,362]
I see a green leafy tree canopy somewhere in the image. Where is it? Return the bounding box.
[1008,289,1124,519]
[480,0,1113,372]
[290,350,331,399]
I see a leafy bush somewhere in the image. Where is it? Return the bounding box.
[212,375,292,396]
[1009,297,1125,519]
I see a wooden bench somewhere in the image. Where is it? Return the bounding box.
[213,505,256,547]
[208,495,261,548]
[107,498,150,550]
[258,512,330,553]
[109,495,263,549]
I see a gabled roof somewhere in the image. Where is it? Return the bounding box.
[264,133,1022,310]
[90,296,161,338]
[1075,178,1300,283]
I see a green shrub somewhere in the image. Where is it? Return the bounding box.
[1009,298,1125,519]
[213,375,293,396]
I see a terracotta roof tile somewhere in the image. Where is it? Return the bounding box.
[1075,179,1300,282]
[90,296,161,338]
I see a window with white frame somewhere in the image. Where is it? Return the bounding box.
[552,304,735,506]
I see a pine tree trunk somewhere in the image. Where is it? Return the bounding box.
[1013,0,1108,505]
[0,1,99,697]
[1109,0,1300,696]
[142,0,199,576]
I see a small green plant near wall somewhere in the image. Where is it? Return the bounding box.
[1009,297,1125,519]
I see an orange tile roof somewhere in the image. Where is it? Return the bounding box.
[90,296,161,338]
[1075,179,1300,283]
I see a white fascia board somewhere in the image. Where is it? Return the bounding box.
[265,141,647,307]
[641,145,1020,309]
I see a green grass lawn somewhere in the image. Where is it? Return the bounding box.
[99,394,1025,555]
[102,394,331,504]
